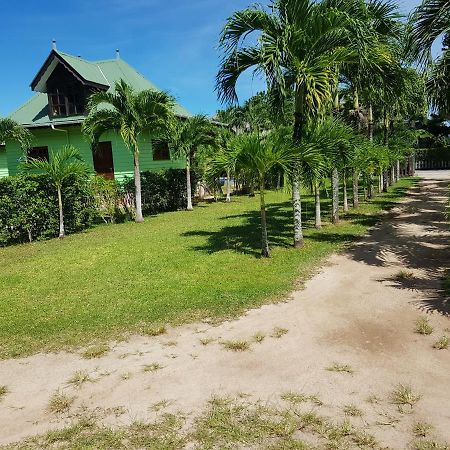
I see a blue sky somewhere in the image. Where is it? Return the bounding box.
[0,0,423,118]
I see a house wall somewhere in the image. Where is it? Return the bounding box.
[4,125,184,180]
[0,146,8,177]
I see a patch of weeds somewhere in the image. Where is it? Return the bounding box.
[141,324,166,337]
[376,411,400,427]
[413,422,434,438]
[150,399,173,412]
[253,331,266,343]
[281,392,322,406]
[163,340,177,347]
[343,404,363,417]
[221,340,250,351]
[199,337,214,346]
[326,362,354,374]
[391,384,421,409]
[48,391,75,414]
[81,344,109,359]
[0,385,8,400]
[143,363,164,373]
[351,430,377,447]
[271,327,288,338]
[433,335,449,350]
[120,372,132,380]
[67,370,91,388]
[413,440,449,450]
[366,395,381,404]
[395,269,414,280]
[415,317,433,335]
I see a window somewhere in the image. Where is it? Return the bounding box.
[48,86,85,117]
[27,146,49,162]
[152,141,170,161]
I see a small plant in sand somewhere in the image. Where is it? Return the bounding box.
[351,430,377,447]
[395,269,414,280]
[163,340,178,347]
[343,404,363,417]
[120,372,132,380]
[413,440,449,450]
[141,324,167,337]
[151,399,172,411]
[199,337,214,346]
[253,332,266,343]
[48,391,74,414]
[281,391,323,406]
[433,335,449,350]
[143,363,164,373]
[81,344,109,359]
[415,317,433,335]
[413,422,434,438]
[67,370,90,388]
[391,384,421,408]
[366,394,381,404]
[0,385,8,400]
[271,327,288,338]
[222,340,250,351]
[326,362,354,374]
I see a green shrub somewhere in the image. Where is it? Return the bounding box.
[91,176,128,224]
[0,174,96,246]
[123,169,197,215]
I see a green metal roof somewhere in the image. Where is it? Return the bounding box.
[11,50,191,128]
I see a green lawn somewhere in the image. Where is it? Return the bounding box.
[0,178,417,359]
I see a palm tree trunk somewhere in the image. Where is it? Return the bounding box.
[343,170,348,213]
[354,88,361,133]
[332,167,339,224]
[226,168,231,202]
[379,172,383,192]
[352,170,359,208]
[292,84,306,248]
[133,151,144,223]
[57,186,65,238]
[186,156,193,211]
[314,182,321,229]
[368,103,374,141]
[390,165,395,185]
[260,179,270,258]
[396,159,400,182]
[276,172,281,190]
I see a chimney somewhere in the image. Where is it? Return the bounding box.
[116,49,120,60]
[52,39,57,50]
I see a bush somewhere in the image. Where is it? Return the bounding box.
[123,169,196,215]
[0,174,96,246]
[91,177,128,224]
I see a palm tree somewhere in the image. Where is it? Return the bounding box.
[217,0,357,248]
[0,118,32,149]
[20,146,89,238]
[171,115,216,210]
[82,79,175,223]
[236,132,298,257]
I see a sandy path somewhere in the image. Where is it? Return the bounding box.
[1,171,449,447]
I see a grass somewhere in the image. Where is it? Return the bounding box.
[391,384,421,408]
[143,362,164,372]
[222,340,251,351]
[0,385,8,400]
[81,344,109,359]
[141,324,166,337]
[395,269,414,280]
[326,362,354,374]
[252,331,266,343]
[415,317,434,335]
[270,327,288,338]
[67,370,91,388]
[199,337,214,346]
[433,335,449,350]
[343,404,363,417]
[413,422,434,438]
[0,178,418,359]
[48,391,74,414]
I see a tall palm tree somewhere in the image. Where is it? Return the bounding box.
[217,0,357,248]
[82,79,175,223]
[20,146,89,238]
[0,118,32,149]
[171,115,216,211]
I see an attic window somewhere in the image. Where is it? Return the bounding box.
[152,142,170,161]
[48,87,85,117]
[27,146,49,162]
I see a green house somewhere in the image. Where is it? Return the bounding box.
[1,48,191,180]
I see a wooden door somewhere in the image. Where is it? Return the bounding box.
[93,141,115,179]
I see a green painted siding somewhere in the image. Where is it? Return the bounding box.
[5,126,184,181]
[0,146,8,178]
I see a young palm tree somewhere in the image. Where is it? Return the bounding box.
[217,0,357,248]
[82,79,175,223]
[171,115,216,210]
[236,132,298,257]
[0,118,32,149]
[21,146,89,238]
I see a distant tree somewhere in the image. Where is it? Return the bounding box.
[0,118,32,149]
[83,79,175,223]
[21,146,89,238]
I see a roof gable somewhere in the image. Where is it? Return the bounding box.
[12,50,191,127]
